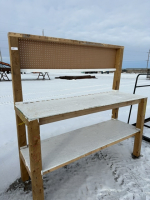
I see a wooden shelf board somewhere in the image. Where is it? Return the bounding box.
[20,119,139,175]
[20,68,116,73]
[15,91,146,123]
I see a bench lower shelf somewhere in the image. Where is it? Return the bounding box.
[20,119,140,176]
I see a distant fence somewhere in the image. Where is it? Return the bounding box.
[122,68,148,74]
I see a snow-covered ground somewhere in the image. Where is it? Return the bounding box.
[0,73,150,200]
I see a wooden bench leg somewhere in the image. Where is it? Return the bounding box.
[112,108,119,119]
[133,98,147,157]
[16,114,29,181]
[27,120,44,200]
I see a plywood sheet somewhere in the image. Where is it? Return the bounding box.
[20,119,139,174]
[15,91,146,121]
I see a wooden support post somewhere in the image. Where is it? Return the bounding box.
[27,120,44,200]
[112,48,124,119]
[16,115,29,181]
[8,37,23,103]
[8,36,29,181]
[133,98,147,157]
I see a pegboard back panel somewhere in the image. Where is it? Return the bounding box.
[18,38,117,70]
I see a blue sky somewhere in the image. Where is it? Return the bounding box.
[0,0,150,68]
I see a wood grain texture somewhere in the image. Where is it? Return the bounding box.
[15,107,29,125]
[16,115,29,181]
[27,120,44,200]
[8,33,124,72]
[8,35,29,181]
[112,48,124,119]
[113,48,124,90]
[8,32,124,49]
[8,36,23,103]
[20,150,31,178]
[133,98,147,157]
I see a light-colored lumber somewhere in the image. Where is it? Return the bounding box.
[15,91,145,125]
[21,119,139,175]
[8,35,29,181]
[7,33,123,71]
[27,120,44,200]
[8,32,124,49]
[112,48,124,119]
[15,107,29,125]
[16,115,29,181]
[133,98,147,157]
[8,36,23,103]
[112,48,124,90]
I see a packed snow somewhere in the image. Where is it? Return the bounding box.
[0,72,150,200]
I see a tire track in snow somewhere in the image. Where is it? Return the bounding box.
[97,139,150,199]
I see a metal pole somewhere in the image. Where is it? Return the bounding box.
[127,73,150,124]
[146,49,150,77]
[127,74,140,123]
[146,49,150,69]
[0,49,2,62]
[0,50,1,61]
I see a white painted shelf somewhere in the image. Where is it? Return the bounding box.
[15,90,145,121]
[20,119,139,175]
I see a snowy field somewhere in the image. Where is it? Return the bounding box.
[0,72,150,200]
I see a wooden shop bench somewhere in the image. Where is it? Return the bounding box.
[8,32,147,200]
